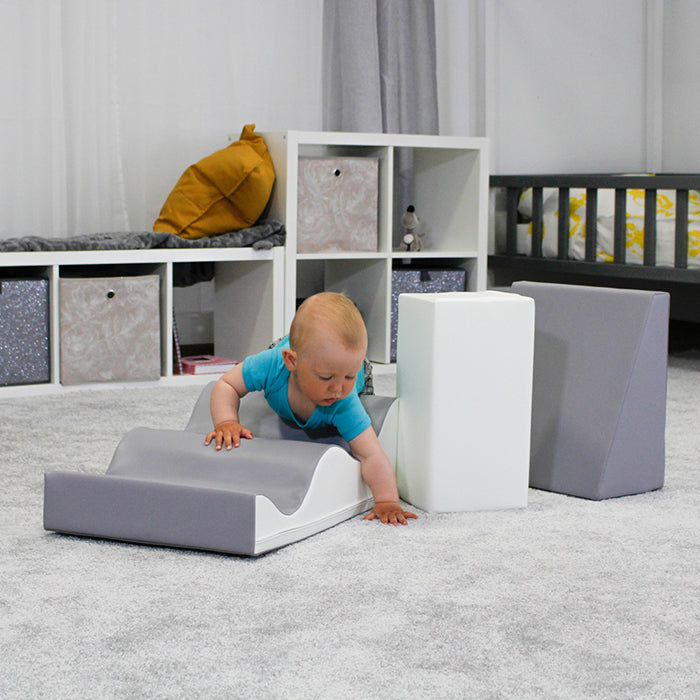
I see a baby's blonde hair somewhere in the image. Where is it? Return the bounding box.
[289,292,367,354]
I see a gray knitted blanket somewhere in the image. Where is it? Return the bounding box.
[0,219,285,253]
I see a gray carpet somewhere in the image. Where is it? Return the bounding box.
[1,358,699,699]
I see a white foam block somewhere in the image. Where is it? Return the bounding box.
[396,291,534,512]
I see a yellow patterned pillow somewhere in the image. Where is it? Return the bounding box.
[154,124,275,240]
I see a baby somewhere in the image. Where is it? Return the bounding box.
[205,292,417,526]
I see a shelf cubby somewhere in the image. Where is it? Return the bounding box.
[262,131,489,362]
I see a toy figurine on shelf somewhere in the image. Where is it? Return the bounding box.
[400,205,425,252]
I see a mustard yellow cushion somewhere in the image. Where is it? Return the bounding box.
[153,124,275,240]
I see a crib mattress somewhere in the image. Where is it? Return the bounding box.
[512,187,700,268]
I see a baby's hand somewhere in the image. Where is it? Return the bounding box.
[364,502,418,526]
[204,421,253,450]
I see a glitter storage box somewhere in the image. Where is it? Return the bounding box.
[391,267,467,361]
[0,278,51,386]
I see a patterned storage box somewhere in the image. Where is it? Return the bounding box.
[59,275,161,385]
[0,279,50,386]
[297,157,378,253]
[391,267,467,361]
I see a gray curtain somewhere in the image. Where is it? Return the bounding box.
[323,0,439,243]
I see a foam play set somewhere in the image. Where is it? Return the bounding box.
[43,285,669,555]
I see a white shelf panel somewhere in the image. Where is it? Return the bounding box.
[0,373,221,398]
[286,130,487,151]
[391,250,480,260]
[0,247,275,268]
[297,252,386,261]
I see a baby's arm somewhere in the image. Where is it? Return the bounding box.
[204,363,253,450]
[349,427,417,526]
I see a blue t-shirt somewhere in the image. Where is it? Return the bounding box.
[241,337,371,442]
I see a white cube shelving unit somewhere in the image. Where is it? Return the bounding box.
[0,130,488,394]
[261,131,490,363]
[0,247,284,396]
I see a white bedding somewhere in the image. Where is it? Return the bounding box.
[512,187,700,268]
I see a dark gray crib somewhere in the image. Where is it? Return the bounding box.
[489,174,700,324]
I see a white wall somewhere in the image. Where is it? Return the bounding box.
[435,1,481,137]
[489,0,649,174]
[115,0,324,231]
[436,0,698,175]
[662,0,700,171]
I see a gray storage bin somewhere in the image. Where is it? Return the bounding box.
[391,267,467,361]
[0,278,50,386]
[60,275,161,385]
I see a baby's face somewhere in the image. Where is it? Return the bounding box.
[294,332,365,407]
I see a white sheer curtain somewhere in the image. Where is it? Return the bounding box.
[1,0,128,238]
[0,0,325,241]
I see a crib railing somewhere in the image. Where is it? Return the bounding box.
[490,174,700,270]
